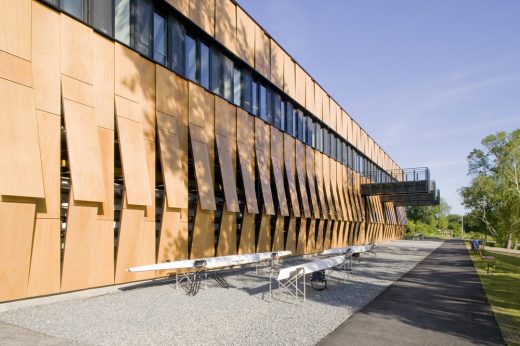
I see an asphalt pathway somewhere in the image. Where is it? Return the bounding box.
[319,240,505,345]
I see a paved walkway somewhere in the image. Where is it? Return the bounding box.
[319,240,505,345]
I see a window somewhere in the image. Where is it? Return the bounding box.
[259,85,267,121]
[199,42,210,88]
[169,16,185,75]
[337,138,342,162]
[241,71,252,112]
[115,0,131,44]
[273,93,282,129]
[331,135,336,159]
[251,81,258,116]
[61,0,85,20]
[134,0,153,57]
[91,0,113,35]
[285,102,293,136]
[222,55,233,101]
[265,88,273,124]
[280,101,286,131]
[292,108,298,137]
[233,67,241,106]
[297,111,305,142]
[315,123,322,151]
[153,12,166,65]
[185,35,197,82]
[307,118,314,147]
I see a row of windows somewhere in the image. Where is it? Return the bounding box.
[45,0,392,184]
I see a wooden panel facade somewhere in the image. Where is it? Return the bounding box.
[0,0,405,302]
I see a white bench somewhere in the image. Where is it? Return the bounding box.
[269,255,349,302]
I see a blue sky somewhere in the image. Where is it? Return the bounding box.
[239,0,520,215]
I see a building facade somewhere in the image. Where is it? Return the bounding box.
[0,0,407,302]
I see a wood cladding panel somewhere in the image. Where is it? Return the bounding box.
[98,128,114,220]
[61,14,93,84]
[305,147,320,218]
[238,212,255,254]
[296,218,307,255]
[217,209,237,256]
[254,26,270,79]
[272,216,284,251]
[189,0,215,37]
[34,111,60,218]
[296,159,311,218]
[0,79,44,198]
[0,0,31,60]
[61,206,114,291]
[0,202,35,301]
[115,208,155,283]
[156,66,188,124]
[93,33,115,130]
[0,50,32,87]
[305,73,315,115]
[192,140,216,211]
[256,150,275,215]
[295,64,306,106]
[114,44,155,140]
[283,135,300,217]
[285,217,297,253]
[238,142,258,214]
[270,40,283,90]
[271,156,289,216]
[27,218,60,297]
[215,0,236,54]
[63,100,104,203]
[158,202,188,263]
[236,7,255,67]
[191,208,215,258]
[158,128,188,209]
[283,53,296,99]
[216,142,240,212]
[315,151,328,218]
[166,0,189,16]
[117,116,152,206]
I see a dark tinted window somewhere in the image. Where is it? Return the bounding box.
[286,102,294,136]
[61,0,85,20]
[273,93,282,129]
[233,67,241,106]
[222,56,233,101]
[259,85,267,121]
[134,0,152,57]
[169,16,185,74]
[199,42,210,88]
[252,81,258,116]
[241,71,252,112]
[91,0,113,35]
[153,12,166,64]
[185,36,197,82]
[115,0,130,44]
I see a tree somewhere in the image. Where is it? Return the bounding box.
[460,130,520,248]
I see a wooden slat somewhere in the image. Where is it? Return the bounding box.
[0,0,31,60]
[157,202,189,264]
[238,212,255,254]
[32,1,60,114]
[117,116,152,206]
[0,51,32,87]
[0,201,35,301]
[35,111,60,218]
[306,147,320,218]
[27,218,60,297]
[63,99,104,203]
[237,142,258,214]
[0,79,44,198]
[270,40,283,90]
[236,7,255,67]
[256,148,275,215]
[216,143,240,212]
[189,0,215,36]
[115,205,155,283]
[97,128,114,220]
[314,151,328,219]
[93,33,115,130]
[254,26,270,79]
[215,0,236,54]
[192,140,216,211]
[283,135,300,217]
[283,53,295,99]
[61,14,93,84]
[271,155,289,216]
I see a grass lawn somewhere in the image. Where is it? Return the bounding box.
[469,246,520,345]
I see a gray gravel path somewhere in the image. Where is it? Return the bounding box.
[0,240,442,346]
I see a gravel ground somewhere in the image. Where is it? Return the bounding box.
[0,240,442,346]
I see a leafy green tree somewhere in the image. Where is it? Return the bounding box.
[460,130,520,248]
